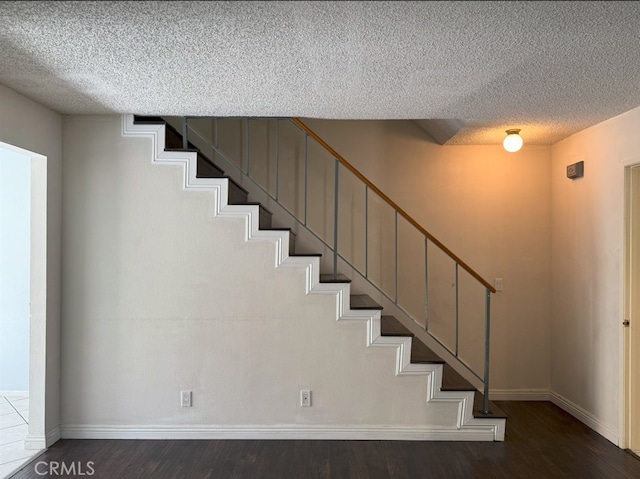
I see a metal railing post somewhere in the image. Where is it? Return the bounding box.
[182,117,188,150]
[394,210,398,302]
[304,133,308,225]
[424,237,429,330]
[333,158,339,279]
[365,186,369,278]
[275,120,280,201]
[245,118,250,176]
[455,263,459,357]
[483,287,491,414]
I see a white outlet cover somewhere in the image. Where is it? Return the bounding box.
[181,390,192,407]
[300,389,311,407]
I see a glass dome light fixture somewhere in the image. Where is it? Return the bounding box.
[503,129,523,153]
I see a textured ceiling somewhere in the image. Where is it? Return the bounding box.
[2,1,640,145]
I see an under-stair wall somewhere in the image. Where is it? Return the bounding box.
[59,115,503,440]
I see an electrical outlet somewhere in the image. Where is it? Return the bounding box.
[300,390,311,407]
[181,390,192,407]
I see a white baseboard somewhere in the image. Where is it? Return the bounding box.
[24,435,46,450]
[25,426,60,449]
[61,424,498,442]
[550,391,619,445]
[490,389,550,401]
[47,426,61,447]
[0,390,28,397]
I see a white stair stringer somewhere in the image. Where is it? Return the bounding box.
[122,114,505,441]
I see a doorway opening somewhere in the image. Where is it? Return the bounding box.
[0,141,47,474]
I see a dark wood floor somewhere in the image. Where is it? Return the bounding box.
[10,402,640,478]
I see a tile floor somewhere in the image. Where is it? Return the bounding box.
[0,396,40,479]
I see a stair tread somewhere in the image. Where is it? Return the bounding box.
[133,115,165,124]
[410,339,445,364]
[350,294,383,310]
[441,364,476,391]
[232,202,273,215]
[192,172,250,197]
[289,253,322,257]
[319,274,352,283]
[473,393,509,419]
[380,315,414,337]
[164,147,199,153]
[132,116,233,184]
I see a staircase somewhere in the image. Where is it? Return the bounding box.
[125,114,507,441]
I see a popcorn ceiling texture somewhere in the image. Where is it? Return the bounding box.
[1,0,640,145]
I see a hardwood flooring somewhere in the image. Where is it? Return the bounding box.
[9,401,640,478]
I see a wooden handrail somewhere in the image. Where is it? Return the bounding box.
[292,118,496,293]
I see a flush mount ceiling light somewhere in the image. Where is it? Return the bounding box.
[503,129,523,153]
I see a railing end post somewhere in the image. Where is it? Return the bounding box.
[483,287,491,415]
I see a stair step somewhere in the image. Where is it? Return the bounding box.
[236,203,272,229]
[164,147,199,153]
[473,393,508,419]
[133,115,165,125]
[133,116,189,151]
[196,153,226,177]
[261,228,296,255]
[134,117,269,229]
[381,316,476,390]
[441,364,476,391]
[350,294,383,310]
[410,339,445,364]
[380,315,413,336]
[319,274,352,283]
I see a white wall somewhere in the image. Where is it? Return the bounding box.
[0,147,31,392]
[0,83,63,446]
[550,105,640,445]
[302,119,552,395]
[59,115,501,439]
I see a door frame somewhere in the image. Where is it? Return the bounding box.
[624,163,640,453]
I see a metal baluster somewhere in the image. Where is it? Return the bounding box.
[182,117,188,150]
[394,210,398,303]
[483,288,491,415]
[275,120,280,201]
[333,159,339,280]
[424,237,429,330]
[245,118,250,176]
[214,118,218,148]
[365,185,369,278]
[455,263,459,357]
[304,133,308,226]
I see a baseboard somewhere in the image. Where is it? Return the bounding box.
[47,426,61,447]
[61,424,497,442]
[490,389,550,401]
[550,391,619,445]
[0,390,28,396]
[25,426,61,449]
[626,449,640,459]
